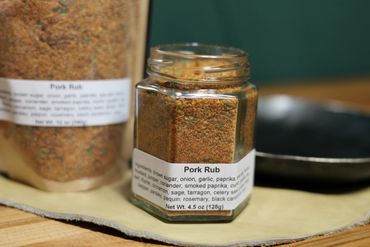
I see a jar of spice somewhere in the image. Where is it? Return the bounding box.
[132,43,258,222]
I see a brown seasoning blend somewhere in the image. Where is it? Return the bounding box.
[0,0,131,191]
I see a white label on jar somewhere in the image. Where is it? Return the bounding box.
[132,148,255,211]
[0,78,130,127]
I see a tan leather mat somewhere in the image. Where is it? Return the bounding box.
[0,172,369,246]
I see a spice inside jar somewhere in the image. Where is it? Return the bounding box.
[131,43,258,222]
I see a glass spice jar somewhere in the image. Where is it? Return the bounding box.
[132,43,258,222]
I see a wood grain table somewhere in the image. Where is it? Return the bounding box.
[1,78,370,246]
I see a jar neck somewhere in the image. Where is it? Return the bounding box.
[147,43,250,86]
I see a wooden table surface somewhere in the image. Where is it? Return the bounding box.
[1,78,370,247]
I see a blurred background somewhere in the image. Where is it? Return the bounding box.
[148,0,370,86]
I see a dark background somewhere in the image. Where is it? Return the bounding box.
[149,0,370,86]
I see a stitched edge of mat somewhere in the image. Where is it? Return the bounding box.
[1,198,369,247]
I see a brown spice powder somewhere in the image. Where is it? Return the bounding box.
[137,92,240,163]
[137,59,257,163]
[0,0,130,183]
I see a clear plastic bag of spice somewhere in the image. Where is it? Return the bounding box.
[0,0,146,192]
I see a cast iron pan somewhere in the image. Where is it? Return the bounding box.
[255,95,370,183]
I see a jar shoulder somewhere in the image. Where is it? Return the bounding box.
[136,78,257,98]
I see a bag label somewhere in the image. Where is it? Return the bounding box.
[132,148,255,211]
[0,78,130,127]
